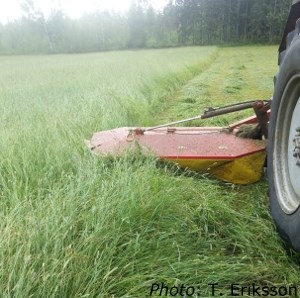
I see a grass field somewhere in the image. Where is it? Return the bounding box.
[0,46,299,297]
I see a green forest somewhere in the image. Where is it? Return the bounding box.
[0,0,293,54]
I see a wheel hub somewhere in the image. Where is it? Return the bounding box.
[293,127,300,166]
[288,98,300,203]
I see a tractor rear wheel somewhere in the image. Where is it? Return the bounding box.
[268,27,300,252]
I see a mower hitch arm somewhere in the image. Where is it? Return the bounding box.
[143,100,271,133]
[201,100,270,119]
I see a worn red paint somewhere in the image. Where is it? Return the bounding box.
[88,126,266,160]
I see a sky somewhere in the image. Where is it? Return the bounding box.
[0,0,168,23]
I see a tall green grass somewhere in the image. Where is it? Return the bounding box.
[0,46,299,297]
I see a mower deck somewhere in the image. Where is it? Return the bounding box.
[87,126,266,184]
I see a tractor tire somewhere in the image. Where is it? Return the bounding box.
[268,22,300,252]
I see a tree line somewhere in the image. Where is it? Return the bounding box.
[0,0,293,55]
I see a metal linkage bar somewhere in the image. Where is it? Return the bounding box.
[143,99,271,132]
